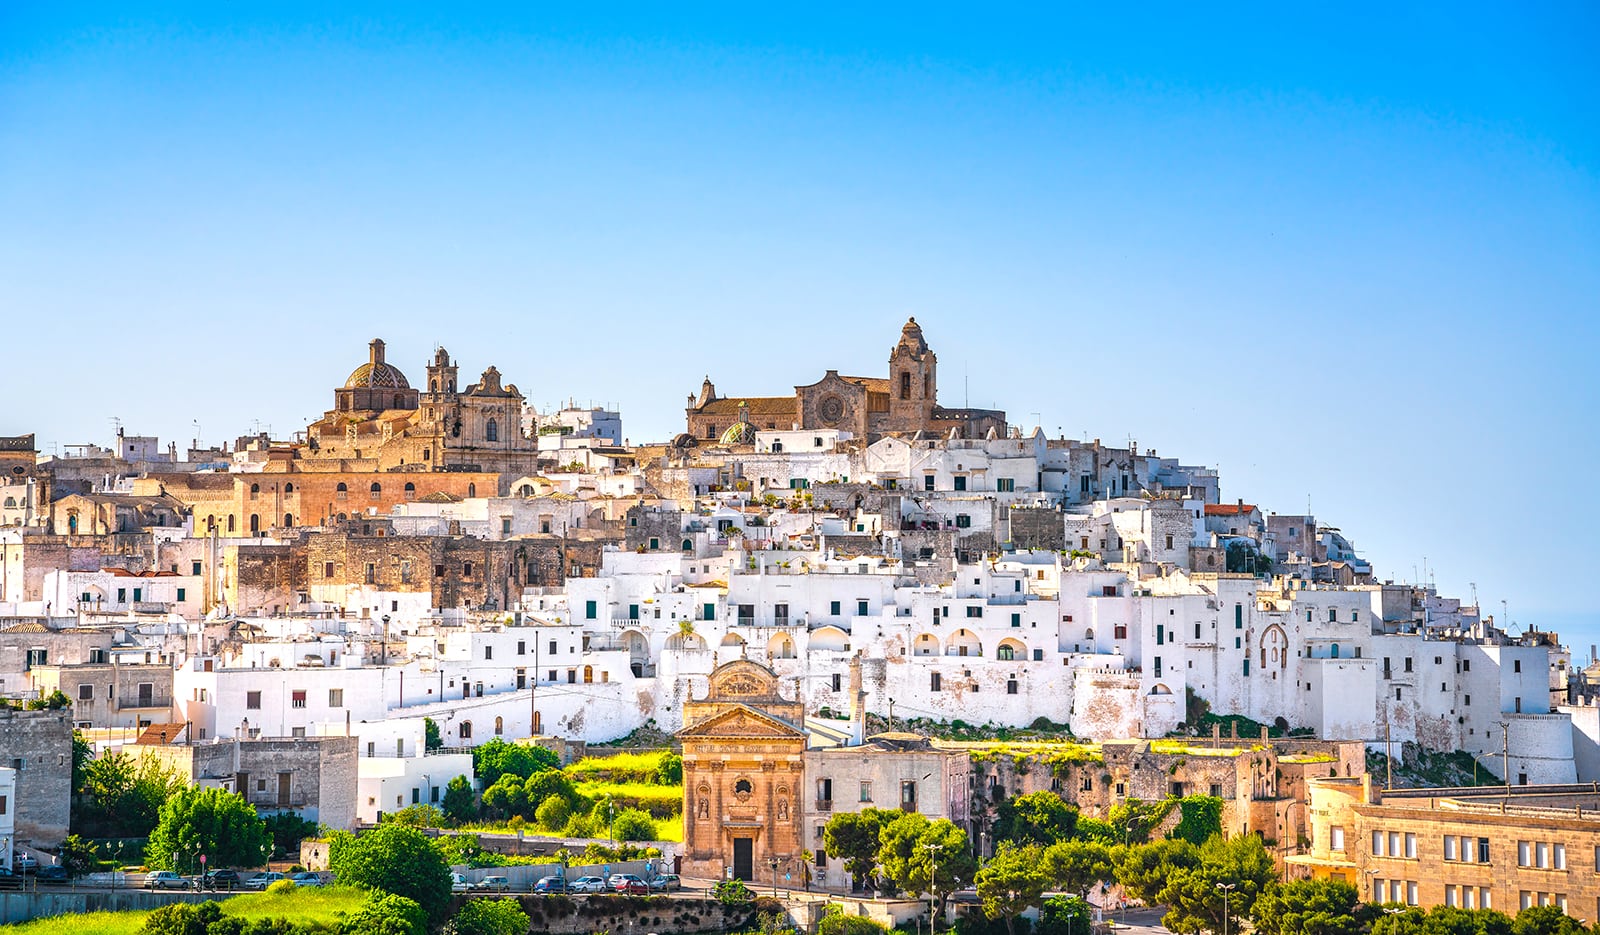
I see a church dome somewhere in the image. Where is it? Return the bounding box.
[344,339,410,389]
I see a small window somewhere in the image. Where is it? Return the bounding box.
[291,690,307,709]
[247,691,261,709]
[328,689,344,708]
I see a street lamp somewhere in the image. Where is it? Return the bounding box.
[1216,882,1237,935]
[769,857,780,897]
[923,840,941,934]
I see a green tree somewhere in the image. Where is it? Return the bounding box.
[26,689,71,710]
[1106,798,1171,846]
[519,769,577,809]
[656,751,684,784]
[1114,838,1201,905]
[147,786,272,874]
[1369,907,1428,935]
[78,750,187,838]
[1170,796,1224,846]
[452,897,531,935]
[339,893,427,935]
[442,775,476,825]
[876,814,975,911]
[1422,908,1514,935]
[424,718,442,752]
[1036,895,1092,935]
[385,804,444,828]
[1512,906,1589,935]
[824,808,893,889]
[534,794,571,831]
[977,844,1049,935]
[262,812,320,859]
[1157,833,1276,935]
[1251,878,1364,935]
[472,738,559,786]
[993,791,1078,846]
[58,834,103,877]
[329,822,453,922]
[71,730,93,793]
[139,901,224,935]
[1042,840,1114,897]
[818,914,890,935]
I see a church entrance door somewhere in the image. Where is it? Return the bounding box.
[732,838,753,881]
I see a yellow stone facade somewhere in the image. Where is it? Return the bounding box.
[678,660,807,883]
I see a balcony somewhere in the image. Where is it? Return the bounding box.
[814,798,833,813]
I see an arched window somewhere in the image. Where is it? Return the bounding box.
[997,644,1015,661]
[468,483,476,498]
[206,515,216,532]
[2,497,13,508]
[68,514,79,534]
[1331,643,1340,659]
[284,513,294,528]
[486,419,498,442]
[283,482,294,494]
[459,721,472,739]
[249,514,260,534]
[532,711,542,734]
[583,665,594,684]
[403,482,416,500]
[336,482,348,500]
[369,482,382,499]
[682,539,694,552]
[227,515,236,532]
[494,716,504,736]
[249,483,260,498]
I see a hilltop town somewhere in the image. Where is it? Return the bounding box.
[3,319,1598,925]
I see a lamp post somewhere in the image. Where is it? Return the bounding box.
[769,857,780,897]
[923,841,941,933]
[1216,882,1237,935]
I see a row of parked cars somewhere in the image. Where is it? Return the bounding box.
[533,872,681,895]
[144,870,327,891]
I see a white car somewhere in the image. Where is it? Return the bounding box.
[242,871,285,891]
[570,876,607,893]
[290,872,324,887]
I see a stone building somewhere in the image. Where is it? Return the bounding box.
[303,339,540,474]
[131,731,360,831]
[0,707,72,846]
[0,434,47,529]
[685,319,1007,444]
[678,660,808,882]
[29,660,174,730]
[1291,776,1600,916]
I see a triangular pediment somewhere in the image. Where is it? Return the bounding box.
[678,703,807,740]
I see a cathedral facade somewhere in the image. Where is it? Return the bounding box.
[304,339,539,475]
[684,318,1007,445]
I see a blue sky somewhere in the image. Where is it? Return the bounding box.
[1,5,1596,640]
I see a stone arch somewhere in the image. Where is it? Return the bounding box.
[768,632,796,660]
[1260,624,1288,669]
[996,637,1026,661]
[1150,683,1173,695]
[682,538,694,552]
[666,631,708,652]
[809,626,849,653]
[946,628,982,657]
[913,633,939,657]
[720,632,747,650]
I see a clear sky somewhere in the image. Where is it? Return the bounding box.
[2,5,1596,641]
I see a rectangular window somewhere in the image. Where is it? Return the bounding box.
[192,561,203,575]
[830,601,841,616]
[859,781,872,802]
[328,689,344,708]
[1373,831,1385,856]
[77,683,93,701]
[485,646,493,660]
[176,587,186,601]
[247,691,262,710]
[1519,841,1532,867]
[966,606,982,618]
[955,513,971,528]
[291,690,307,708]
[1479,838,1491,863]
[1114,625,1128,640]
[517,641,526,655]
[1331,827,1345,851]
[1554,843,1566,869]
[997,478,1015,492]
[585,600,597,620]
[901,781,917,808]
[953,476,967,491]
[924,475,935,491]
[858,600,869,616]
[1405,833,1416,858]
[1444,836,1458,861]
[1157,624,1164,645]
[931,672,942,691]
[1236,604,1244,628]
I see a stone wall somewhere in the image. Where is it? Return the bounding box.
[0,708,72,845]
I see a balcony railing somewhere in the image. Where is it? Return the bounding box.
[814,798,833,812]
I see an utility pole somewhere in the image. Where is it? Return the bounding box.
[1503,723,1511,798]
[923,840,941,933]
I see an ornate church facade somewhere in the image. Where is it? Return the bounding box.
[678,660,808,882]
[684,318,1007,445]
[303,339,539,475]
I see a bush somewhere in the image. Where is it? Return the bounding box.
[264,811,321,858]
[452,897,531,935]
[818,914,889,935]
[385,804,445,829]
[954,913,1030,935]
[611,807,658,842]
[714,878,755,907]
[656,752,683,784]
[265,878,298,896]
[535,794,571,831]
[340,893,427,935]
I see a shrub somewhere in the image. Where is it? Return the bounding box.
[265,878,298,895]
[535,794,571,831]
[452,897,531,935]
[818,914,889,935]
[611,807,658,842]
[329,823,452,922]
[714,878,755,907]
[340,892,427,935]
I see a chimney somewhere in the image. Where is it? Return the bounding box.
[848,651,867,747]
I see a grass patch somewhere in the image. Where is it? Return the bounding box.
[1147,740,1256,757]
[565,750,671,783]
[0,911,150,935]
[0,886,369,935]
[576,780,683,820]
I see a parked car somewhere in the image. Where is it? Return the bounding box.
[242,871,286,891]
[534,875,569,894]
[606,873,646,893]
[450,872,484,894]
[569,876,607,893]
[202,869,242,891]
[649,873,681,892]
[0,867,20,888]
[290,871,324,887]
[11,853,39,874]
[144,871,192,890]
[37,866,71,884]
[479,875,512,894]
